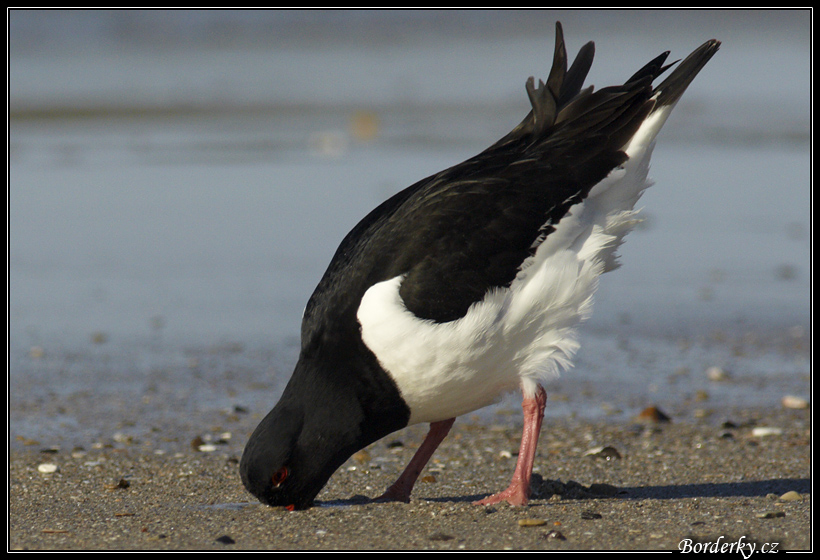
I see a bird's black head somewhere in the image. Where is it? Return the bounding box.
[239,353,410,510]
[239,389,357,510]
[239,401,317,510]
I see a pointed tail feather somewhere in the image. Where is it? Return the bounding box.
[652,39,721,111]
[623,38,721,153]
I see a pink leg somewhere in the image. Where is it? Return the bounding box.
[375,417,455,503]
[474,385,547,506]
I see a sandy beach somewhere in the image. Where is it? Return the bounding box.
[9,402,810,551]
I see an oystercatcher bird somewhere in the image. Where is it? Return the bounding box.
[241,23,720,510]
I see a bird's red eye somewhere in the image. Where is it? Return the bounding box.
[271,466,289,487]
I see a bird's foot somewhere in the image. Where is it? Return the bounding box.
[372,484,412,504]
[473,483,530,507]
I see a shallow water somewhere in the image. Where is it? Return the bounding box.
[9,10,810,448]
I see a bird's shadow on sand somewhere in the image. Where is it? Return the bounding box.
[613,477,811,501]
[316,477,809,508]
[430,477,812,504]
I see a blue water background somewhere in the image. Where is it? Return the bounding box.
[9,10,810,447]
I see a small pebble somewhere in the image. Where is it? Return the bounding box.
[584,446,622,460]
[114,478,130,489]
[191,436,218,451]
[756,511,786,519]
[518,518,547,527]
[105,478,130,490]
[637,406,671,423]
[112,432,133,444]
[215,535,235,545]
[543,529,566,541]
[751,427,783,437]
[778,491,802,502]
[781,395,809,409]
[428,532,454,541]
[706,366,731,382]
[37,463,58,473]
[352,450,371,463]
[580,510,602,520]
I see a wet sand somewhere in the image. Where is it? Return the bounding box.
[9,405,810,551]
